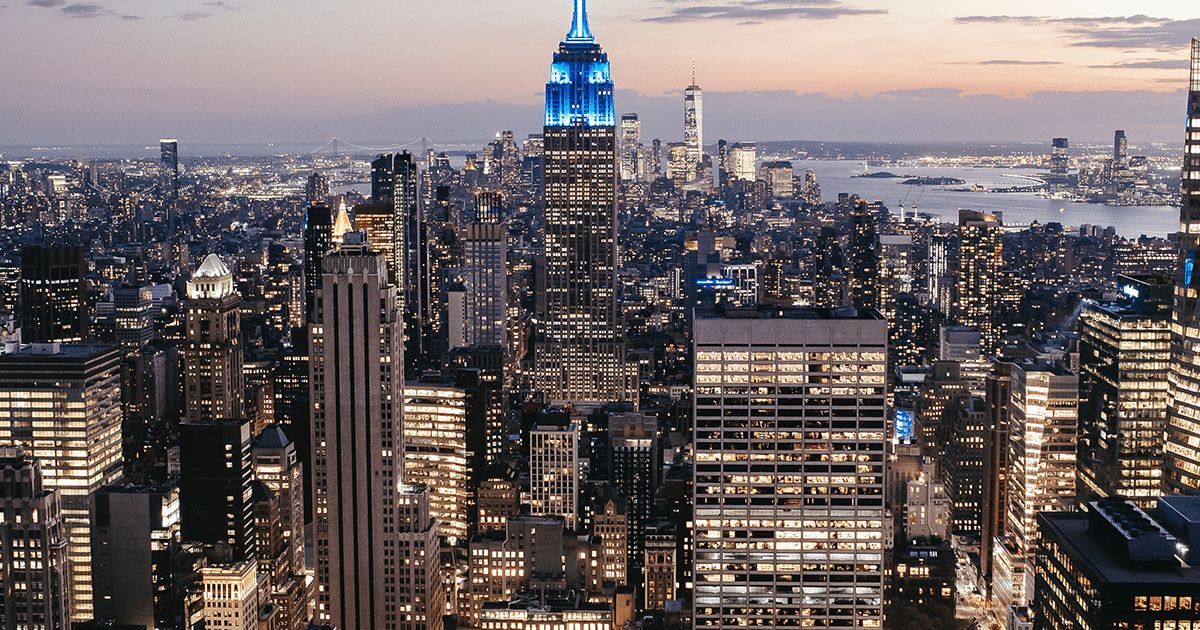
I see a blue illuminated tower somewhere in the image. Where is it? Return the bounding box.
[536,0,633,407]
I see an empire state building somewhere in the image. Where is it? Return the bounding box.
[536,0,635,407]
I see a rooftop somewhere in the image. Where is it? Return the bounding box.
[1039,511,1200,585]
[696,305,883,321]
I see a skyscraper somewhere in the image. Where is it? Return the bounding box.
[684,68,703,173]
[536,0,632,407]
[402,379,470,545]
[0,453,71,630]
[693,307,888,628]
[1114,129,1129,166]
[954,210,1003,355]
[183,254,244,422]
[305,171,330,205]
[729,142,756,182]
[1166,39,1200,495]
[160,138,179,199]
[303,202,332,325]
[0,344,124,622]
[370,152,422,362]
[19,244,87,343]
[178,418,254,561]
[394,485,445,630]
[309,233,406,628]
[620,113,641,182]
[460,219,508,349]
[1078,276,1172,508]
[529,418,580,529]
[1050,137,1069,176]
[849,201,880,310]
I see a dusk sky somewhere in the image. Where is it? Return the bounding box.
[1,0,1197,145]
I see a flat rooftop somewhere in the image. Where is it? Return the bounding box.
[696,306,884,321]
[1039,512,1199,585]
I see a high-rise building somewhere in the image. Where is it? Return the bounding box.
[529,419,580,529]
[1005,361,1077,608]
[460,220,508,349]
[693,307,888,628]
[369,152,420,356]
[729,143,756,182]
[954,210,1003,355]
[1165,39,1200,495]
[0,453,71,630]
[761,160,793,199]
[593,496,629,586]
[666,142,693,187]
[303,203,333,325]
[309,233,406,628]
[395,485,445,630]
[178,419,254,561]
[1050,137,1069,176]
[19,244,87,343]
[199,560,259,630]
[536,0,632,407]
[684,71,703,172]
[253,425,306,576]
[1033,498,1200,628]
[183,254,244,422]
[619,113,641,182]
[160,138,179,199]
[1114,129,1129,166]
[114,284,155,350]
[1078,276,1173,508]
[91,485,185,629]
[980,363,1013,594]
[0,343,124,622]
[305,171,329,205]
[402,379,470,545]
[849,201,880,310]
[609,411,657,582]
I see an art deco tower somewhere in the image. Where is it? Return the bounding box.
[536,0,632,406]
[183,254,244,422]
[1165,39,1200,494]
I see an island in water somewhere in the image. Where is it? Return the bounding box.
[902,177,967,186]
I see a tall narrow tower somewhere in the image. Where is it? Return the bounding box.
[684,57,703,173]
[183,254,243,422]
[536,0,632,406]
[1165,39,1200,494]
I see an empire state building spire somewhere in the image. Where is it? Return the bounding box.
[566,0,594,43]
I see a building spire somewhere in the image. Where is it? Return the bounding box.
[1191,38,1200,91]
[566,0,594,43]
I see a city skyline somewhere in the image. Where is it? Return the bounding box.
[0,0,1197,144]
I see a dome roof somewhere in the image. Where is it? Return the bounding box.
[194,254,231,279]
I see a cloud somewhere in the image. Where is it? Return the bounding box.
[966,59,1064,66]
[61,3,112,17]
[175,11,211,21]
[27,0,64,6]
[877,88,963,101]
[954,14,1200,52]
[1089,59,1190,70]
[641,0,885,24]
[201,1,241,11]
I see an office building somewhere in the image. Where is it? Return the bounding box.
[199,560,259,630]
[0,343,124,622]
[529,419,580,529]
[183,254,244,422]
[19,244,87,343]
[684,73,703,172]
[849,201,880,310]
[479,592,613,629]
[395,485,445,630]
[402,379,470,545]
[91,485,185,629]
[1078,276,1172,508]
[594,496,628,586]
[666,142,693,187]
[1005,361,1078,607]
[305,172,329,205]
[160,138,179,199]
[954,210,1003,355]
[0,453,71,630]
[536,0,632,407]
[309,234,406,628]
[1033,498,1200,628]
[1050,137,1069,176]
[693,307,888,628]
[643,525,677,612]
[253,425,306,577]
[303,203,333,324]
[1166,39,1200,494]
[609,411,657,581]
[460,220,508,349]
[114,284,155,350]
[762,160,793,199]
[178,419,254,561]
[1114,129,1129,165]
[729,143,756,182]
[620,113,641,181]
